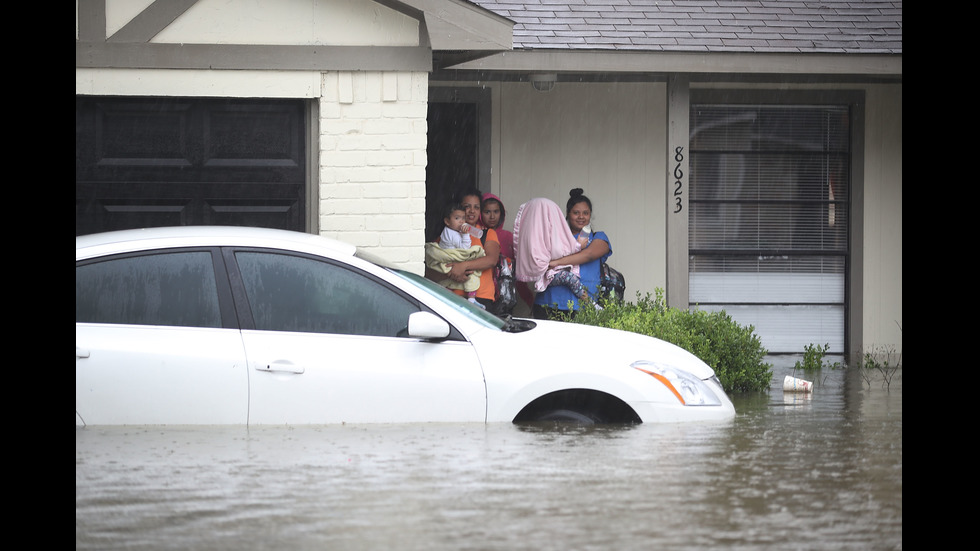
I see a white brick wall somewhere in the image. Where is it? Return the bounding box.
[319,71,428,274]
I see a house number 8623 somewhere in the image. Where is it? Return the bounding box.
[673,146,684,213]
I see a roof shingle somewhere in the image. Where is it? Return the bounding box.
[469,0,902,54]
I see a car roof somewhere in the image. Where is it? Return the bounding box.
[76,226,357,260]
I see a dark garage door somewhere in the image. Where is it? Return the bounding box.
[76,97,306,236]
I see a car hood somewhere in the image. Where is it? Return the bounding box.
[501,318,718,380]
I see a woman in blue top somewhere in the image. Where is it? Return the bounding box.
[532,188,612,320]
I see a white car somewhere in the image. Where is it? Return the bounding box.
[76,226,735,426]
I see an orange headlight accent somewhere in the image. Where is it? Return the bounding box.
[635,367,686,405]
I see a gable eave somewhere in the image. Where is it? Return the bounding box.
[395,0,513,51]
[442,49,901,81]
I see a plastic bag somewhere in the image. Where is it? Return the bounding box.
[599,261,625,302]
[491,257,518,316]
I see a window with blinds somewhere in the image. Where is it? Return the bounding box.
[688,104,849,355]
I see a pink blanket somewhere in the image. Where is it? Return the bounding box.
[512,198,581,292]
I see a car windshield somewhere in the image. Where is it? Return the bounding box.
[354,249,507,330]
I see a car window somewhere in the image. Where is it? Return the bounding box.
[389,268,508,330]
[235,252,419,337]
[76,251,222,328]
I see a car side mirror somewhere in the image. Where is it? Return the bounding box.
[407,311,451,340]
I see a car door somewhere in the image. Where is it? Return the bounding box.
[75,249,249,425]
[230,249,487,424]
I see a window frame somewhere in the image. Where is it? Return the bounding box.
[687,89,863,355]
[75,246,239,330]
[222,247,428,336]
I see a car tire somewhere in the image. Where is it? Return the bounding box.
[532,409,602,424]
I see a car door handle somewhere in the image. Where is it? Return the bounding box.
[255,362,305,374]
[76,347,90,359]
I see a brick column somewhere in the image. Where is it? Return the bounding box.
[318,71,428,274]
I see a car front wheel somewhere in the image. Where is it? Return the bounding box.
[513,389,642,425]
[528,408,603,424]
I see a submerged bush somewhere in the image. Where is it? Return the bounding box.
[567,290,773,393]
[795,343,842,371]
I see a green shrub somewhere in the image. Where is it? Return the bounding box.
[568,290,773,393]
[794,343,841,371]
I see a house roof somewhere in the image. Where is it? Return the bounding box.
[468,0,902,54]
